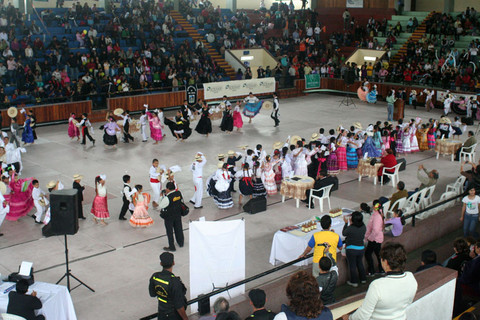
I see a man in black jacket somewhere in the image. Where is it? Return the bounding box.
[72,174,86,219]
[303,170,336,209]
[149,252,188,320]
[7,279,45,320]
[159,182,185,252]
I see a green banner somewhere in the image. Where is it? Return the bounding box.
[305,74,320,89]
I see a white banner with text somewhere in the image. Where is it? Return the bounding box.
[203,78,276,100]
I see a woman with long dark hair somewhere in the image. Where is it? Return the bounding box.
[91,175,109,225]
[343,211,367,287]
[364,200,385,275]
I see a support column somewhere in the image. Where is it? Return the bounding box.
[226,0,237,14]
[444,0,453,13]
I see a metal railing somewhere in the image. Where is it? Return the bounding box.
[140,191,463,320]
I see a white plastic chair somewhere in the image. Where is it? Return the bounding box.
[460,143,477,163]
[446,176,466,197]
[381,163,402,187]
[309,184,333,212]
[420,185,436,209]
[386,197,407,217]
[403,192,421,216]
[2,314,27,320]
[382,200,391,217]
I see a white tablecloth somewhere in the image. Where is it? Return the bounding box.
[269,209,355,266]
[0,282,77,320]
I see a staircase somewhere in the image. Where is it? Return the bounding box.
[170,10,236,79]
[389,11,434,65]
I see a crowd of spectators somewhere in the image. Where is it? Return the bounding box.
[0,0,229,106]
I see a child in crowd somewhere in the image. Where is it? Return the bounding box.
[384,209,405,237]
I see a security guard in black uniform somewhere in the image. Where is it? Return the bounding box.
[245,289,276,320]
[159,182,185,252]
[149,252,188,320]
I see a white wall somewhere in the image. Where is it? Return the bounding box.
[208,0,309,10]
[228,48,278,78]
[454,0,478,12]
[32,0,105,9]
[415,0,444,12]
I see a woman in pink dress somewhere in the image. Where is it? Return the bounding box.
[262,155,280,196]
[91,175,109,225]
[233,101,243,131]
[68,113,80,140]
[146,108,164,144]
[129,185,154,228]
[5,173,34,221]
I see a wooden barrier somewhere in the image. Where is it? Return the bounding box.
[108,91,204,111]
[6,78,473,125]
[1,100,92,127]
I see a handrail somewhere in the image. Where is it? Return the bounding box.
[139,253,314,320]
[405,193,463,227]
[140,190,464,320]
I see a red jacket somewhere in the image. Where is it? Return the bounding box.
[378,154,397,176]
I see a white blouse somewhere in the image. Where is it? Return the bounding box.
[97,183,107,197]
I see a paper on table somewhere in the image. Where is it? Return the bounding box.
[19,261,33,276]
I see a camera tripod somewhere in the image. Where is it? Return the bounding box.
[339,85,357,108]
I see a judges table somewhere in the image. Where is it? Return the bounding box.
[0,282,77,320]
[435,139,462,161]
[269,208,354,266]
[280,176,315,208]
[356,159,383,185]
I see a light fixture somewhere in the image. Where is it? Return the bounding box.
[364,56,376,61]
[241,56,254,61]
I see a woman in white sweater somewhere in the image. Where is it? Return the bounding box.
[342,242,418,320]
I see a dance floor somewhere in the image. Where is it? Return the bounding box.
[0,94,464,319]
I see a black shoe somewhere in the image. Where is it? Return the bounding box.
[301,199,308,203]
[0,233,3,236]
[179,244,184,248]
[189,200,195,205]
[119,217,127,220]
[92,140,96,146]
[79,217,86,220]
[142,140,148,142]
[231,190,237,193]
[194,206,203,209]
[35,220,43,224]
[163,247,176,252]
[32,215,36,220]
[306,204,314,209]
[80,143,86,145]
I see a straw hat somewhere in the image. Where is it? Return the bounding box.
[46,180,57,189]
[411,90,417,95]
[311,133,319,141]
[439,117,451,124]
[0,181,6,195]
[194,154,202,161]
[217,161,225,169]
[7,107,17,118]
[273,141,283,150]
[227,150,235,156]
[217,153,226,160]
[237,145,248,150]
[73,174,83,181]
[113,108,124,116]
[353,122,363,130]
[290,135,302,146]
[263,100,273,110]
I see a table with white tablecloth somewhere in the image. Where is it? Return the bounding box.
[269,209,355,266]
[0,282,77,320]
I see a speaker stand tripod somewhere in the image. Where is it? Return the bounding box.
[339,85,357,108]
[56,234,95,292]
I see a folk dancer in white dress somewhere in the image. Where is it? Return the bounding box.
[0,185,10,236]
[443,94,454,115]
[190,152,206,209]
[293,141,308,176]
[140,108,149,142]
[149,158,163,209]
